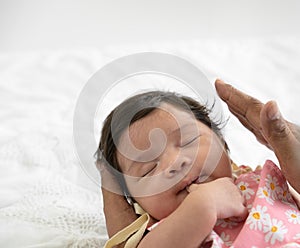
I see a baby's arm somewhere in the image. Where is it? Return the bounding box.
[138,177,248,248]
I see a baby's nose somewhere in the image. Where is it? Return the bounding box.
[164,155,192,178]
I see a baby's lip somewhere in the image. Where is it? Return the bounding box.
[195,175,209,184]
[177,176,200,193]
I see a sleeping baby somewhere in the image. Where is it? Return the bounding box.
[97,82,300,247]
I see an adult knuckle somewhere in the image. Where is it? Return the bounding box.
[271,121,290,140]
[226,85,235,101]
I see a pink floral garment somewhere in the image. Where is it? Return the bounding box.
[148,160,300,247]
[210,160,300,248]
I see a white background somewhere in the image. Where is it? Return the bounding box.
[1,0,300,51]
[1,2,300,246]
[1,0,300,167]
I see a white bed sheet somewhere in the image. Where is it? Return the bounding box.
[0,37,300,247]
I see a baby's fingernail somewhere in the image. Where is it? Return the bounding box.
[186,184,197,193]
[186,185,192,193]
[268,101,281,120]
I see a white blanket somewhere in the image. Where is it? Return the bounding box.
[1,37,299,247]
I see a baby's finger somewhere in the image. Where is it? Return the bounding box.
[239,205,249,221]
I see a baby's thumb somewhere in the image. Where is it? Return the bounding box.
[260,101,293,152]
[240,204,249,221]
[186,184,198,193]
[231,205,249,222]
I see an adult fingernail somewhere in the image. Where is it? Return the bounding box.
[267,101,286,132]
[215,79,227,97]
[268,101,281,120]
[216,79,225,85]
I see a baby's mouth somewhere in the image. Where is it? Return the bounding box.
[177,173,210,194]
[185,175,210,190]
[191,176,200,185]
[195,175,209,184]
[177,176,199,194]
[186,176,201,189]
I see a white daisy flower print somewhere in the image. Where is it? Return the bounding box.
[281,243,300,248]
[257,186,274,205]
[277,182,293,203]
[215,218,238,229]
[278,188,299,210]
[285,209,300,224]
[263,218,288,245]
[246,203,253,211]
[251,174,261,184]
[293,232,300,240]
[220,232,233,246]
[246,205,270,231]
[209,231,224,247]
[237,181,254,200]
[265,174,281,199]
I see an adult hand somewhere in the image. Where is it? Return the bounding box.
[97,162,137,238]
[215,79,300,193]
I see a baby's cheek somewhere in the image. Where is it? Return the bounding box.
[215,152,232,176]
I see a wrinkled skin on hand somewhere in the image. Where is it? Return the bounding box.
[215,79,300,193]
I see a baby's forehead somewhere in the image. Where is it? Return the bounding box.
[129,103,193,131]
[124,104,206,146]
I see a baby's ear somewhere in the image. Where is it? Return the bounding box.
[95,160,103,172]
[98,161,124,195]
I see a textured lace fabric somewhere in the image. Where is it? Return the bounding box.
[0,175,105,247]
[0,133,108,247]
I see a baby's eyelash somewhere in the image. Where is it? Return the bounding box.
[181,134,201,147]
[142,163,158,177]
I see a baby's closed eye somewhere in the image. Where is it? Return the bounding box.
[180,134,201,147]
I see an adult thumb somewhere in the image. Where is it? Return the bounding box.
[260,101,294,152]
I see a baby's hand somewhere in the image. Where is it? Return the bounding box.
[187,177,248,221]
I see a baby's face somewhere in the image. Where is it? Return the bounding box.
[116,103,232,220]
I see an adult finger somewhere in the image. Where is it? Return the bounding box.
[260,101,294,151]
[215,79,263,130]
[260,101,300,192]
[229,107,269,147]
